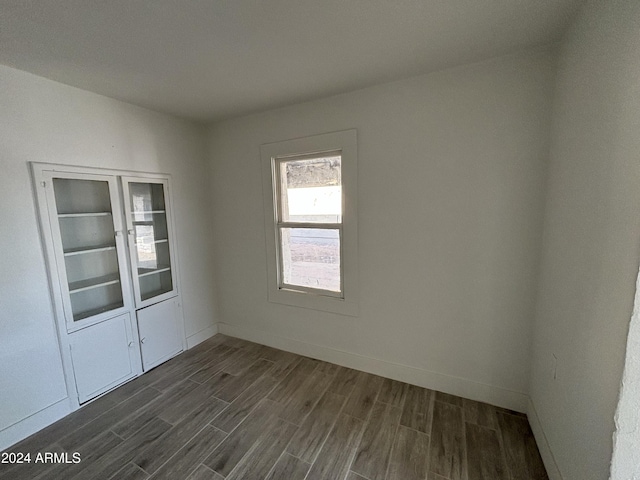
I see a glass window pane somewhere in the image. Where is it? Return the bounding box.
[279,155,341,223]
[280,227,341,293]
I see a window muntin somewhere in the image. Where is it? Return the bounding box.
[274,153,343,296]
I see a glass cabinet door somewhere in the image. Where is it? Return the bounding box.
[122,177,177,307]
[47,173,129,327]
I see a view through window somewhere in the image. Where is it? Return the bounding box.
[276,153,342,295]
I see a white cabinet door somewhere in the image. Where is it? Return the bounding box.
[41,171,133,331]
[137,298,183,371]
[122,177,179,309]
[68,314,137,403]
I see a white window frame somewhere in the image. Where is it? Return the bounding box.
[261,130,358,316]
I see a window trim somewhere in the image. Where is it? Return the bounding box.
[261,130,358,316]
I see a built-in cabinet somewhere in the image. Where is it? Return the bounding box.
[68,313,138,403]
[33,164,185,406]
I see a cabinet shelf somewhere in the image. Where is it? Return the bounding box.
[132,210,166,223]
[58,212,112,218]
[63,244,116,256]
[73,302,124,322]
[69,273,121,294]
[138,266,171,278]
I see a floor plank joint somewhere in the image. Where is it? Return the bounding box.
[0,334,549,480]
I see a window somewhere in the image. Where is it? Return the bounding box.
[276,153,342,295]
[261,130,358,315]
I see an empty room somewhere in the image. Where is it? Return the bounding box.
[1,1,639,479]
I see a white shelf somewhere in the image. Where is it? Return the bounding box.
[133,210,165,214]
[63,244,116,256]
[131,238,168,244]
[69,273,120,294]
[138,266,171,278]
[58,212,112,218]
[141,288,173,302]
[73,302,124,321]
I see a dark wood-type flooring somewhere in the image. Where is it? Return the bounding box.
[1,334,548,480]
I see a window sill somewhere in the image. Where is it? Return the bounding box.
[268,287,358,317]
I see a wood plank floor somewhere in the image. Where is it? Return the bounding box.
[1,335,548,480]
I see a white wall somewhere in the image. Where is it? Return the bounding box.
[208,48,555,410]
[0,65,216,448]
[611,269,640,480]
[528,1,640,479]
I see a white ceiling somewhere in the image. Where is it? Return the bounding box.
[0,0,584,122]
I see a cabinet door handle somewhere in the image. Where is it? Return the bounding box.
[128,341,133,347]
[140,337,146,344]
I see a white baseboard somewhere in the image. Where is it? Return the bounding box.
[0,398,71,451]
[527,397,563,480]
[217,322,529,412]
[1,323,219,452]
[187,323,219,349]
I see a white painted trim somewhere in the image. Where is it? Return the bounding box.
[217,322,528,412]
[0,398,71,451]
[260,130,359,317]
[30,163,84,411]
[527,397,564,480]
[31,162,175,182]
[187,323,219,349]
[2,322,218,450]
[1,321,216,450]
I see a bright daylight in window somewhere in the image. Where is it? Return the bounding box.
[276,153,343,296]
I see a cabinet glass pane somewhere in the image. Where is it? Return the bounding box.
[140,270,173,301]
[53,178,124,321]
[59,216,117,251]
[64,248,119,284]
[128,182,173,301]
[54,178,112,214]
[130,182,166,212]
[71,283,124,321]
